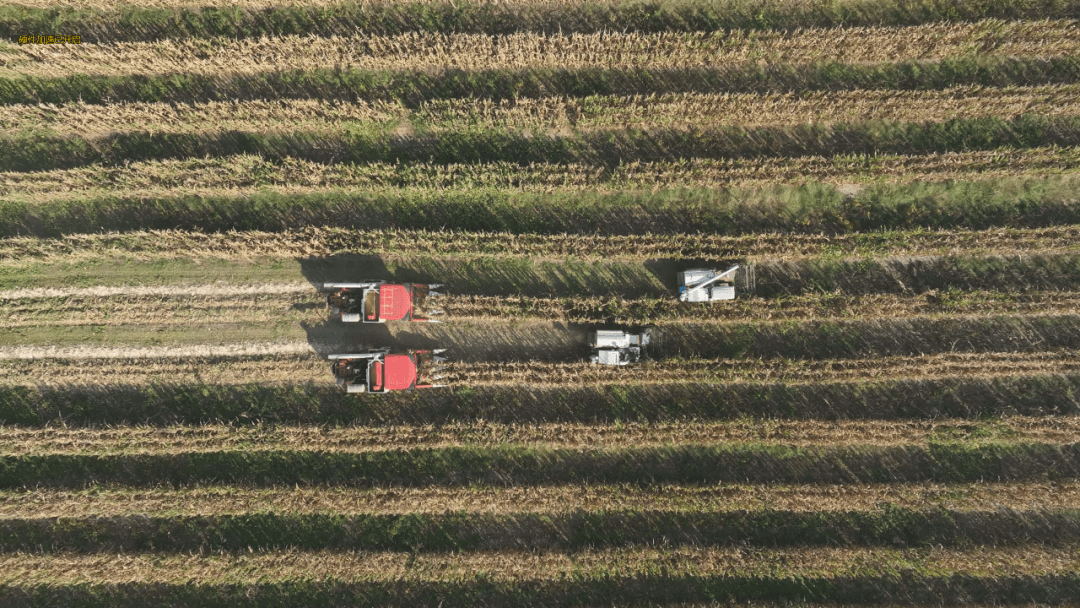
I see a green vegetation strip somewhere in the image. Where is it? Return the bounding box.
[1,575,1078,607]
[3,0,1076,42]
[6,115,1078,171]
[2,508,1078,552]
[3,374,1078,426]
[1,56,1076,106]
[1,443,1077,488]
[8,177,1080,239]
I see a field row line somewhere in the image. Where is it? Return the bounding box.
[7,86,1080,137]
[3,416,1077,454]
[6,22,1076,78]
[5,226,1080,262]
[2,481,1075,517]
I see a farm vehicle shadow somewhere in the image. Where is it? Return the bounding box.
[301,320,595,363]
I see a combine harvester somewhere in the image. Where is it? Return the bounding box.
[324,281,444,323]
[677,265,740,302]
[329,349,448,393]
[589,328,653,366]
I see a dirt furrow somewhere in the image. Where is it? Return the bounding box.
[2,481,1076,517]
[1,546,1075,584]
[6,22,1075,78]
[2,416,1076,454]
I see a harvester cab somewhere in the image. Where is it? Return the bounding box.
[329,349,448,393]
[678,265,739,302]
[324,282,444,323]
[589,328,652,366]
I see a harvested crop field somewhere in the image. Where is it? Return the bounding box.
[3,0,1080,605]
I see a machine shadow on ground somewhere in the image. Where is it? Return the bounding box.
[302,319,595,363]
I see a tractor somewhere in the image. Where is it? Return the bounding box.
[329,349,448,393]
[324,282,444,323]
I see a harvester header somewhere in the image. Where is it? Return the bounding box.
[324,282,444,323]
[329,349,448,393]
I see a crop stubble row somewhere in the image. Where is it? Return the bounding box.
[3,416,1078,454]
[4,226,1080,262]
[0,546,1074,584]
[5,349,1080,387]
[7,87,1080,136]
[6,148,1077,202]
[5,23,1076,78]
[2,481,1077,517]
[7,289,1080,327]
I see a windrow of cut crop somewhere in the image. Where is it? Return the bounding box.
[4,56,1080,106]
[6,0,1080,42]
[1,443,1078,488]
[6,114,1080,171]
[1,508,1079,552]
[0,570,1078,607]
[4,373,1077,426]
[6,176,1080,238]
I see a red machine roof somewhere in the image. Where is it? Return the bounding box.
[382,354,417,390]
[378,284,412,321]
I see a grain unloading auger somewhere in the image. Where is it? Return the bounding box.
[678,265,740,302]
[329,349,448,393]
[324,282,444,323]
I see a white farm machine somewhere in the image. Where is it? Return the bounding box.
[589,328,652,366]
[324,282,444,323]
[329,349,448,393]
[678,265,740,302]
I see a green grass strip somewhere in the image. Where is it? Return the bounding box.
[2,374,1078,427]
[1,508,1077,552]
[8,177,1080,238]
[3,0,1078,42]
[0,443,1076,488]
[1,56,1077,106]
[1,575,1078,607]
[4,114,1080,171]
